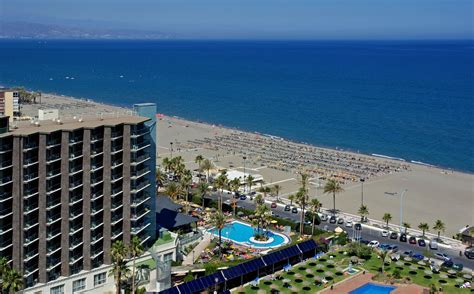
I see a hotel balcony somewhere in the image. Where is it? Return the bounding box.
[111,212,123,226]
[69,237,83,250]
[69,223,83,236]
[0,160,13,170]
[69,254,83,265]
[46,168,61,179]
[131,127,150,138]
[46,183,61,195]
[24,249,39,262]
[46,227,61,241]
[131,141,151,152]
[69,180,83,191]
[68,152,83,161]
[46,212,61,225]
[91,176,104,187]
[90,249,103,260]
[23,157,39,167]
[130,180,150,194]
[91,192,104,201]
[69,164,83,175]
[90,163,104,173]
[23,172,39,183]
[0,144,12,154]
[91,220,103,230]
[111,201,123,212]
[24,265,39,277]
[91,149,104,158]
[0,222,12,234]
[23,204,39,215]
[24,218,39,231]
[0,239,13,251]
[0,176,13,186]
[23,233,39,247]
[111,187,123,198]
[46,138,61,149]
[69,194,83,206]
[131,167,150,180]
[111,131,123,140]
[91,133,104,143]
[131,208,150,222]
[69,208,83,220]
[131,194,151,208]
[46,257,61,271]
[91,233,103,245]
[23,142,38,152]
[111,228,123,239]
[46,154,61,164]
[130,154,151,166]
[0,207,13,218]
[111,173,123,183]
[69,136,83,145]
[111,159,123,169]
[131,222,150,235]
[91,204,103,216]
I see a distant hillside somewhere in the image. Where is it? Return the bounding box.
[0,21,171,39]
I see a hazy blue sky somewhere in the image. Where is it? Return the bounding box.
[2,0,472,39]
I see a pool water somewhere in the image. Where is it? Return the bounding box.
[209,221,289,248]
[349,283,396,294]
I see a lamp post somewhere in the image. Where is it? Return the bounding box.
[170,142,173,158]
[243,156,247,192]
[360,178,365,206]
[214,277,219,294]
[399,189,408,232]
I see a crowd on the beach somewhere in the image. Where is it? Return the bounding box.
[185,131,410,183]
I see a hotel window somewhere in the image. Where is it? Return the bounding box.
[50,285,64,294]
[73,278,86,292]
[93,272,106,286]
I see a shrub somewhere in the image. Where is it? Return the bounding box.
[204,263,218,275]
[184,270,194,282]
[392,269,401,279]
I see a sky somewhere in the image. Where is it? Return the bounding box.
[1,0,473,39]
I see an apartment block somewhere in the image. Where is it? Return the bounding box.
[0,89,19,120]
[0,113,156,290]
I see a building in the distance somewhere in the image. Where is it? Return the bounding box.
[0,89,20,120]
[0,109,158,292]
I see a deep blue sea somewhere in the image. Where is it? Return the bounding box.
[0,40,472,172]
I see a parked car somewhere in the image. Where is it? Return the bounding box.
[412,253,424,260]
[434,253,450,261]
[403,250,413,256]
[271,202,277,208]
[381,230,389,237]
[354,223,362,230]
[429,240,438,250]
[390,232,398,239]
[368,240,380,248]
[239,195,247,200]
[233,192,241,199]
[399,233,407,242]
[417,239,426,247]
[387,245,399,252]
[453,263,464,271]
[464,247,474,259]
[378,243,390,250]
[320,214,329,222]
[345,220,353,228]
[329,216,337,224]
[291,207,298,214]
[337,218,344,224]
[409,236,417,244]
[284,205,291,211]
[360,240,370,245]
[442,260,454,268]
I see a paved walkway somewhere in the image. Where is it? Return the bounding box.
[182,233,211,266]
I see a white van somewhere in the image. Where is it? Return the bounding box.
[429,240,438,250]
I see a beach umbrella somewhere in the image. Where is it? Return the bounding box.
[404,257,412,262]
[283,279,291,284]
[324,271,333,277]
[316,264,324,269]
[417,261,426,266]
[462,274,472,280]
[314,276,322,282]
[271,220,278,224]
[424,270,433,275]
[237,211,244,216]
[334,227,343,234]
[448,269,457,275]
[439,274,448,279]
[396,261,404,266]
[455,278,464,283]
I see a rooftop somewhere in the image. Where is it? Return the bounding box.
[1,114,149,137]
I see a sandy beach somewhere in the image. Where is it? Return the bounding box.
[21,93,474,236]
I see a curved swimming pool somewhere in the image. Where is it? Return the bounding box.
[349,283,396,294]
[209,220,290,248]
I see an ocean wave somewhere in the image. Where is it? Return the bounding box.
[371,154,406,161]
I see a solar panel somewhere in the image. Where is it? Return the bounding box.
[185,279,205,293]
[298,239,317,253]
[158,287,180,294]
[177,283,192,294]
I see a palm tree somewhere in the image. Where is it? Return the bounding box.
[418,223,430,238]
[214,172,228,212]
[201,159,214,183]
[257,184,271,199]
[433,220,446,240]
[155,168,164,189]
[162,157,172,173]
[382,213,392,229]
[272,184,282,202]
[110,240,128,294]
[2,269,23,294]
[180,169,193,209]
[310,198,321,235]
[0,257,10,292]
[246,175,255,194]
[288,194,295,206]
[402,222,411,233]
[130,236,144,294]
[254,194,264,206]
[253,204,272,239]
[358,205,369,222]
[323,179,344,214]
[195,155,204,170]
[299,172,310,191]
[210,212,227,256]
[296,187,309,236]
[376,249,390,274]
[165,182,182,201]
[229,178,241,216]
[196,182,209,211]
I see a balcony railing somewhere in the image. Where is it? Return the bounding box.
[23,172,39,182]
[131,141,150,152]
[46,168,61,179]
[47,213,61,225]
[69,237,83,250]
[46,154,61,164]
[0,160,12,169]
[111,131,123,139]
[131,180,150,194]
[131,208,150,221]
[23,157,38,166]
[0,144,12,153]
[69,209,83,219]
[46,139,61,148]
[130,154,150,165]
[0,177,12,186]
[46,183,61,194]
[23,142,38,151]
[69,223,83,235]
[131,222,150,235]
[24,233,39,246]
[131,127,150,138]
[47,228,61,240]
[69,180,83,190]
[131,195,150,208]
[131,167,150,179]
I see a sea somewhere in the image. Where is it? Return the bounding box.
[0,40,472,172]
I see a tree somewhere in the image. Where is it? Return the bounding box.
[252,204,273,241]
[180,169,193,212]
[110,240,129,294]
[382,213,392,229]
[229,178,240,216]
[165,182,183,201]
[196,182,209,211]
[310,198,321,235]
[257,184,271,199]
[130,236,144,294]
[418,223,430,238]
[272,184,282,202]
[214,172,228,212]
[402,222,411,233]
[0,257,10,292]
[288,194,295,206]
[376,249,390,274]
[210,212,227,256]
[162,157,172,173]
[246,175,254,194]
[254,194,264,206]
[299,172,310,191]
[433,220,446,240]
[358,205,369,222]
[2,269,23,294]
[201,159,214,183]
[296,187,309,236]
[155,168,164,189]
[195,155,204,174]
[323,179,344,214]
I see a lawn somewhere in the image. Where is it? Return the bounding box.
[239,248,472,293]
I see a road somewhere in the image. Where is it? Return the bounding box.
[207,191,474,270]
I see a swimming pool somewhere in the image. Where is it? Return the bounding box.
[349,283,396,294]
[208,220,290,248]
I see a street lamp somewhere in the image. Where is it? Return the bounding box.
[214,277,219,294]
[170,142,173,158]
[360,178,365,206]
[399,189,408,232]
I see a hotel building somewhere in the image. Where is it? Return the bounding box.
[0,104,157,292]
